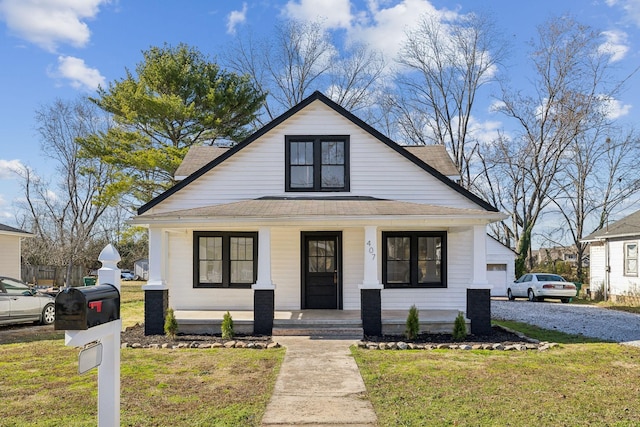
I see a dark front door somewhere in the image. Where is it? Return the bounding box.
[303,233,341,309]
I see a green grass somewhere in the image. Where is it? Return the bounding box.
[0,339,284,426]
[353,326,640,426]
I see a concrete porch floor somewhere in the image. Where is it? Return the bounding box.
[174,309,464,336]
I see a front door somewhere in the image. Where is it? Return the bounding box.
[303,232,341,309]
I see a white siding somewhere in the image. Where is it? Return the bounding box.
[148,101,480,215]
[589,243,606,293]
[0,235,21,279]
[486,237,515,296]
[607,239,640,296]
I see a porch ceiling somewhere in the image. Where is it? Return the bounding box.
[131,197,506,226]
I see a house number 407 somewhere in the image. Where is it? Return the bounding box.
[366,240,376,260]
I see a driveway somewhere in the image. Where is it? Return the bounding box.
[492,299,640,344]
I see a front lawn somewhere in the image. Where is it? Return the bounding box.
[353,324,640,426]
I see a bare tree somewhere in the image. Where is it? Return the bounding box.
[16,98,117,286]
[550,127,640,281]
[224,19,386,123]
[482,16,627,277]
[394,12,507,187]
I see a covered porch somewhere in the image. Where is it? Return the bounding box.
[174,308,465,337]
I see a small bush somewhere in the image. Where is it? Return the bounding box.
[221,311,234,340]
[164,308,178,339]
[452,312,467,341]
[405,305,420,340]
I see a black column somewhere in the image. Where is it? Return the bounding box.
[467,288,492,335]
[144,289,168,335]
[254,289,274,335]
[361,288,382,337]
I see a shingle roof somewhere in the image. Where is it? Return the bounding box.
[0,223,32,236]
[402,145,459,177]
[132,197,505,224]
[174,146,229,178]
[582,209,640,241]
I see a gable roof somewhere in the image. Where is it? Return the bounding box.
[0,223,32,237]
[138,91,498,215]
[582,209,640,241]
[402,145,459,177]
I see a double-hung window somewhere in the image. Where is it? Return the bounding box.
[382,231,446,288]
[624,241,638,277]
[285,136,349,191]
[194,232,258,288]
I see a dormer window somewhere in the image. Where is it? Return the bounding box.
[285,136,349,192]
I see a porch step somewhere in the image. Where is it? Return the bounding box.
[272,318,363,337]
[272,326,364,337]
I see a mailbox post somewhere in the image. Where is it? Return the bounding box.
[56,244,122,427]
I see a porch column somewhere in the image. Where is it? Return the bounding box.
[253,227,275,335]
[359,226,383,337]
[467,224,492,335]
[142,227,168,335]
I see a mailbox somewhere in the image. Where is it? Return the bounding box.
[55,284,120,330]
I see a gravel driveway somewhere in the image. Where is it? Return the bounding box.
[492,299,640,346]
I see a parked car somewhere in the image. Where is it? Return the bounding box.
[121,270,135,281]
[0,276,56,326]
[507,273,576,303]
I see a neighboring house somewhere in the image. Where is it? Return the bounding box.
[131,91,506,336]
[486,236,516,297]
[583,210,640,301]
[0,223,32,280]
[531,245,582,267]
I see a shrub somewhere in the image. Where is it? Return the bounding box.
[164,308,178,339]
[221,311,234,340]
[405,305,420,340]
[452,312,467,341]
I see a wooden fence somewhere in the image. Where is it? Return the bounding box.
[21,265,87,287]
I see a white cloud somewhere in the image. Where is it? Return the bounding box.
[0,159,24,179]
[606,0,640,26]
[599,95,632,119]
[0,0,108,52]
[467,116,503,146]
[598,29,629,62]
[284,0,352,29]
[226,2,248,35]
[50,56,105,90]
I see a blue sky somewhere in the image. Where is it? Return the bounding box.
[1,0,639,227]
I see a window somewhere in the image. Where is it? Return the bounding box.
[285,136,349,191]
[624,242,638,277]
[193,232,258,288]
[382,231,446,288]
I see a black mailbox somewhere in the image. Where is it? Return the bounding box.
[55,284,120,330]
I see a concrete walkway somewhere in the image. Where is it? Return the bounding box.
[261,336,378,426]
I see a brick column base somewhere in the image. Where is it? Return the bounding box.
[144,289,168,336]
[361,288,382,337]
[467,288,492,335]
[254,289,274,336]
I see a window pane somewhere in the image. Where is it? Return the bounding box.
[321,165,344,187]
[200,237,222,261]
[230,237,253,261]
[387,260,410,283]
[321,141,344,165]
[291,166,313,188]
[291,142,313,165]
[200,260,222,283]
[231,261,254,283]
[387,237,410,260]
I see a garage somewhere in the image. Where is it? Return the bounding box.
[486,236,516,297]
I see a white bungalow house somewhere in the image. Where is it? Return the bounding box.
[0,223,32,280]
[131,91,506,336]
[582,210,640,301]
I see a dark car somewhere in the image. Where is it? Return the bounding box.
[0,276,56,326]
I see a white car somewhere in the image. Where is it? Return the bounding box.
[507,273,576,303]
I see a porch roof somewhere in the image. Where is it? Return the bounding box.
[131,197,506,226]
